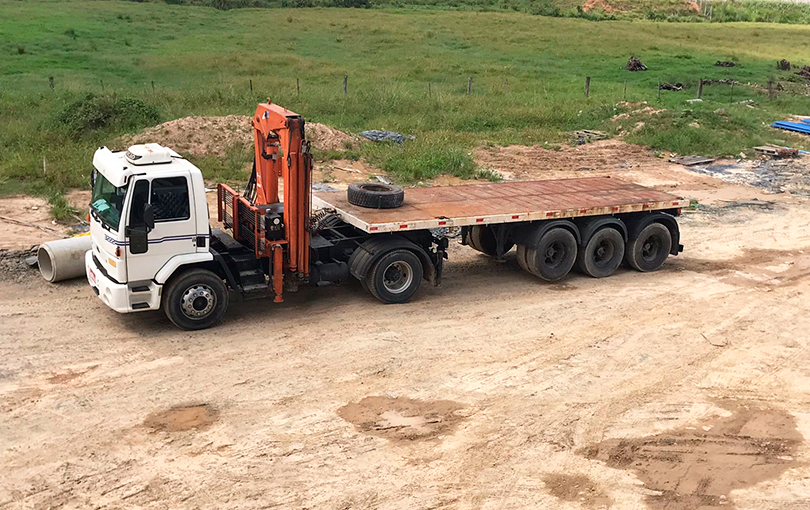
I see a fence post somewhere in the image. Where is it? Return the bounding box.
[297,78,300,97]
[467,76,473,95]
[428,82,431,97]
[585,76,591,98]
[100,79,104,91]
[730,81,734,102]
[49,76,54,90]
[343,75,347,95]
[657,79,661,101]
[697,78,703,99]
[151,80,155,93]
[623,80,627,101]
[767,80,774,99]
[249,79,253,92]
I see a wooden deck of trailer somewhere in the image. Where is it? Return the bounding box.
[312,177,687,234]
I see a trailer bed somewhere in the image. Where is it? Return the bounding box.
[312,177,687,234]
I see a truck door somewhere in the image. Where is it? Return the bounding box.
[126,176,198,282]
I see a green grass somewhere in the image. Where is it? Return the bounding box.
[2,0,810,214]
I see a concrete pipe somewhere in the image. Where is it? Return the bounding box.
[38,235,93,283]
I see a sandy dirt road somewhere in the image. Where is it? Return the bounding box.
[3,145,810,509]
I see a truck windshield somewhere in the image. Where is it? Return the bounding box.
[90,171,128,230]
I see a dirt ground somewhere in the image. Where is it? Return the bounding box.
[3,140,810,509]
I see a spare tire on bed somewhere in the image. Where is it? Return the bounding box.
[347,183,405,209]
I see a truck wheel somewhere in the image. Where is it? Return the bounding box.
[525,228,577,282]
[366,249,423,304]
[163,268,229,330]
[577,228,625,278]
[626,223,672,272]
[469,226,514,257]
[516,244,531,273]
[347,183,404,209]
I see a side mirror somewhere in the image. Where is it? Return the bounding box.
[143,203,155,231]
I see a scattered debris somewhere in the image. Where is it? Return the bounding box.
[686,98,703,104]
[778,59,792,71]
[738,99,756,108]
[659,82,684,91]
[360,130,414,144]
[754,144,799,158]
[374,174,392,185]
[796,66,810,81]
[670,155,716,166]
[573,130,608,145]
[702,78,739,86]
[0,215,63,236]
[688,158,810,195]
[714,108,728,115]
[626,55,647,72]
[715,60,736,67]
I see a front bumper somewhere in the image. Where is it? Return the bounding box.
[85,251,161,313]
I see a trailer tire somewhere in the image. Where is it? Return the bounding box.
[625,222,672,272]
[163,268,229,330]
[469,226,513,257]
[577,228,625,278]
[516,244,532,274]
[525,228,577,282]
[347,183,404,209]
[366,249,423,304]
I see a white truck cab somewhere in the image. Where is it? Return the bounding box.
[86,144,212,316]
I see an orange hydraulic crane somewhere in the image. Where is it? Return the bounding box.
[219,102,312,302]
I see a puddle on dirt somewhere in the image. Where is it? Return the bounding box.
[675,248,810,288]
[337,396,467,443]
[543,473,611,508]
[580,401,802,509]
[144,404,219,432]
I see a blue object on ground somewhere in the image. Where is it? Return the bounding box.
[771,121,810,135]
[801,118,810,124]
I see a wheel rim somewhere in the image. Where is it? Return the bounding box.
[592,240,615,268]
[544,241,567,269]
[382,261,414,294]
[641,234,662,262]
[180,284,216,320]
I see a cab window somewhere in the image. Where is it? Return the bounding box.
[151,177,190,222]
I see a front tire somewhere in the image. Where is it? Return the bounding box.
[626,223,672,272]
[366,249,423,304]
[163,268,229,330]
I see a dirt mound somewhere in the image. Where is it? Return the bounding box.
[337,396,467,443]
[124,116,358,157]
[582,0,616,13]
[581,401,802,509]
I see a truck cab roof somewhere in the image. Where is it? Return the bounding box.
[93,144,199,187]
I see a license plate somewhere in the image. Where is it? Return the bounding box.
[88,268,96,286]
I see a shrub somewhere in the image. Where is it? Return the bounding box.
[58,94,160,138]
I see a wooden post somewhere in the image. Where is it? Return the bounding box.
[467,76,473,95]
[249,79,253,92]
[100,79,104,91]
[151,80,155,93]
[623,80,627,101]
[296,78,300,97]
[767,80,774,99]
[43,155,47,176]
[730,81,734,102]
[505,78,509,87]
[49,76,54,89]
[657,79,661,101]
[343,75,347,95]
[585,76,591,98]
[428,82,431,97]
[697,78,703,99]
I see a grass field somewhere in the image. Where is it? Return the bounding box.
[2,0,810,218]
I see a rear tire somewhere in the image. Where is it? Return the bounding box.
[366,249,423,304]
[626,223,672,272]
[469,226,514,257]
[163,268,229,330]
[525,228,577,282]
[576,228,625,278]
